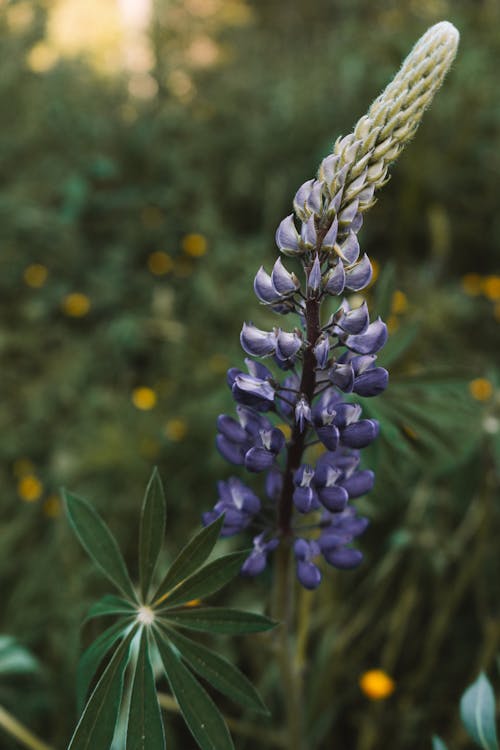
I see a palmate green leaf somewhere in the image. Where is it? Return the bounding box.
[162,625,269,715]
[159,551,249,610]
[64,491,137,602]
[152,515,225,605]
[69,625,138,750]
[159,607,276,635]
[139,468,166,602]
[432,737,448,750]
[77,619,134,712]
[155,629,234,750]
[84,595,136,622]
[460,673,499,750]
[126,629,165,750]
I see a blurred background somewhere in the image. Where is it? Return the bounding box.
[0,0,499,748]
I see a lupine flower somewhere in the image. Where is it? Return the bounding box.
[203,22,459,588]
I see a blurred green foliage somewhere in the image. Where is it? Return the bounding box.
[0,0,499,748]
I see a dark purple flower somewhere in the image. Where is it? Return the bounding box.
[241,533,279,576]
[294,539,322,589]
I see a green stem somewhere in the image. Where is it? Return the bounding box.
[0,705,54,750]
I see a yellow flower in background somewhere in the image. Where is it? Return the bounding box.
[164,418,188,441]
[482,275,500,301]
[208,353,230,374]
[387,315,400,334]
[62,293,91,317]
[182,233,207,257]
[24,264,48,288]
[43,494,62,518]
[359,670,396,700]
[148,251,174,276]
[461,273,482,296]
[132,387,157,411]
[277,423,292,441]
[18,475,43,503]
[469,378,493,402]
[391,290,408,314]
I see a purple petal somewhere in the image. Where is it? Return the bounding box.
[341,419,379,448]
[341,469,375,498]
[241,552,267,576]
[316,424,340,451]
[296,560,322,589]
[301,215,317,248]
[265,467,283,501]
[353,367,388,397]
[337,231,360,264]
[345,254,373,291]
[275,330,302,361]
[324,546,363,569]
[322,217,338,249]
[307,255,322,293]
[317,485,349,512]
[217,415,247,443]
[338,200,359,226]
[276,214,301,255]
[328,363,354,393]
[254,266,281,304]
[350,212,363,233]
[293,485,317,513]
[337,301,369,335]
[271,258,299,295]
[216,435,245,465]
[324,261,345,296]
[244,446,275,472]
[314,334,330,369]
[345,318,388,355]
[305,180,324,214]
[245,358,274,381]
[293,179,314,219]
[240,323,276,357]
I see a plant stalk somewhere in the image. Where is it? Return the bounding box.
[0,705,54,750]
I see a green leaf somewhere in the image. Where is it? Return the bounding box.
[64,491,137,601]
[432,737,448,750]
[85,595,136,622]
[126,629,165,750]
[374,261,396,320]
[0,636,39,676]
[155,630,234,750]
[69,625,137,750]
[163,625,269,715]
[152,516,225,605]
[460,673,499,750]
[158,551,249,610]
[139,468,166,602]
[77,619,133,711]
[159,607,276,635]
[379,321,419,367]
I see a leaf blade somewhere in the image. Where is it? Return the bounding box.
[159,551,248,610]
[163,625,269,715]
[152,516,225,605]
[432,737,448,750]
[64,490,136,601]
[84,595,136,623]
[139,468,166,602]
[126,629,165,750]
[77,619,133,712]
[158,607,276,635]
[460,673,499,750]
[155,629,234,750]
[69,625,137,750]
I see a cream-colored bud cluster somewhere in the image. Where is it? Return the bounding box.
[319,21,459,236]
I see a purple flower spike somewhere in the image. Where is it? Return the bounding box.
[301,215,317,248]
[294,539,322,590]
[324,261,345,296]
[307,255,322,294]
[345,318,388,355]
[271,258,300,295]
[276,214,302,256]
[254,266,282,304]
[345,254,373,291]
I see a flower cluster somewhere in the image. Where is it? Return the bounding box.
[203,22,459,589]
